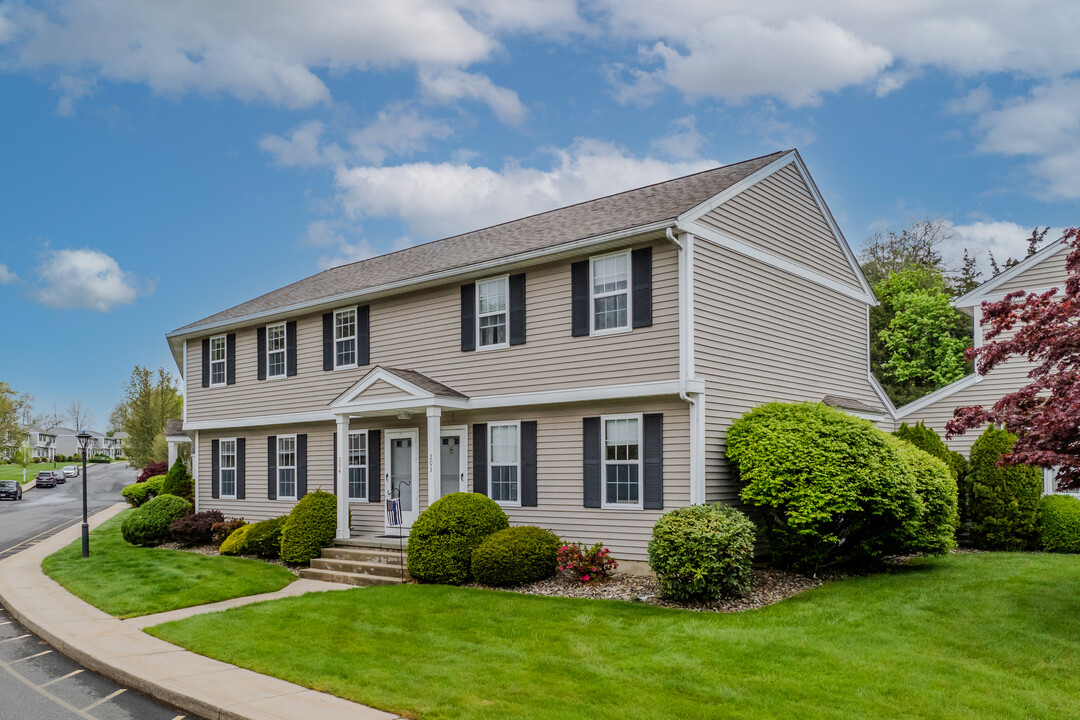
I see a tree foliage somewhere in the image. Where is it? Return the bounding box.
[859,218,950,287]
[947,230,1080,490]
[116,366,183,469]
[0,382,32,461]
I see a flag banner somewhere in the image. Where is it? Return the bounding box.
[385,497,402,526]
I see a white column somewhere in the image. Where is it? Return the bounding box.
[426,407,442,509]
[168,440,178,467]
[336,415,350,540]
[689,391,706,505]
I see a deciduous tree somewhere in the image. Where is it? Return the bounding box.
[117,366,183,468]
[0,382,32,460]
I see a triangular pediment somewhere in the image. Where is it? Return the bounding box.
[329,366,467,409]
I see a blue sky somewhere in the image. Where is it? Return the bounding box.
[1,1,1079,427]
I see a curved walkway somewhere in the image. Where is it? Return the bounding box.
[0,503,399,720]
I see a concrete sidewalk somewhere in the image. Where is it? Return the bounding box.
[0,503,400,720]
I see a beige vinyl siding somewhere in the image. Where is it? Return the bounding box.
[186,241,680,422]
[994,246,1068,294]
[357,380,413,401]
[196,398,689,562]
[696,163,863,291]
[693,239,887,504]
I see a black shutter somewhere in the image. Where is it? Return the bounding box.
[357,306,370,366]
[583,417,601,508]
[473,423,488,496]
[211,439,220,499]
[509,273,527,346]
[226,333,237,385]
[322,313,334,371]
[368,430,381,502]
[257,327,267,381]
[297,434,308,497]
[521,421,537,507]
[461,284,476,352]
[267,436,277,500]
[643,413,663,509]
[286,320,298,376]
[201,338,210,388]
[632,247,653,328]
[332,431,337,496]
[571,261,589,337]
[236,438,246,500]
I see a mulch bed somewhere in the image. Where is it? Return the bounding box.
[158,542,304,576]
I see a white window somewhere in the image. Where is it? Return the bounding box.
[335,309,356,368]
[590,252,630,334]
[348,431,367,500]
[278,435,297,499]
[267,323,286,378]
[602,415,642,509]
[220,439,237,498]
[209,335,227,386]
[489,422,520,506]
[476,277,508,349]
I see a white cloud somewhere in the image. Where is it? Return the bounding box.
[258,121,331,167]
[418,68,527,124]
[651,115,706,160]
[30,248,150,311]
[348,105,453,164]
[0,263,16,285]
[941,219,1058,277]
[51,74,96,116]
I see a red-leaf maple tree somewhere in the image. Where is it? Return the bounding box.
[946,228,1080,491]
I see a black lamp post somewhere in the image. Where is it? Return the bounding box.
[77,430,91,558]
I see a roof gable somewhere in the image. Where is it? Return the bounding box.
[953,238,1070,310]
[330,366,467,410]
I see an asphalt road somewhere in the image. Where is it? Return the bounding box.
[0,462,194,720]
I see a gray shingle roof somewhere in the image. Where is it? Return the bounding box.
[383,368,468,398]
[165,419,188,438]
[822,395,885,414]
[174,150,788,333]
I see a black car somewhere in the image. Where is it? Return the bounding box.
[0,480,21,500]
[51,470,66,485]
[35,470,57,488]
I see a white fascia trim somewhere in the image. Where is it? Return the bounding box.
[165,435,191,443]
[953,239,1069,308]
[182,339,188,425]
[893,374,979,420]
[677,151,798,225]
[868,374,897,417]
[685,221,876,305]
[330,366,439,408]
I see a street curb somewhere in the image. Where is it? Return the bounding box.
[0,503,401,720]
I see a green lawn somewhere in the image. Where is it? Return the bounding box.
[145,552,1080,720]
[0,462,69,483]
[43,512,296,618]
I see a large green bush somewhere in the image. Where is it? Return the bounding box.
[160,458,194,501]
[121,482,152,507]
[121,494,192,547]
[1038,494,1080,553]
[407,493,509,584]
[727,402,956,571]
[648,503,756,601]
[220,523,254,555]
[246,516,287,559]
[145,474,166,495]
[968,426,1041,550]
[894,421,970,525]
[280,490,339,563]
[885,435,958,556]
[471,526,560,587]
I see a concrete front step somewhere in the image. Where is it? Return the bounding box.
[320,547,406,565]
[310,557,410,579]
[298,567,403,587]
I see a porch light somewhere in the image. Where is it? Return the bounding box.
[397,411,412,420]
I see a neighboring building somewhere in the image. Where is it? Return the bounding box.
[54,427,109,458]
[166,149,891,564]
[165,419,191,467]
[100,434,124,459]
[24,428,57,461]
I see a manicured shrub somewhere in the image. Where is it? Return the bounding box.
[211,517,246,546]
[280,491,338,564]
[220,523,255,556]
[89,455,111,463]
[121,482,153,507]
[137,462,169,483]
[160,458,193,501]
[407,493,509,584]
[121,494,192,547]
[894,421,970,528]
[556,542,618,583]
[471,526,561,587]
[1039,495,1080,553]
[648,504,756,601]
[727,402,955,572]
[245,516,288,559]
[169,509,225,547]
[969,426,1041,550]
[144,475,166,497]
[884,435,958,556]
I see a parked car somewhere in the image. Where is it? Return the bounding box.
[51,470,66,485]
[62,465,79,478]
[35,470,57,488]
[0,480,21,500]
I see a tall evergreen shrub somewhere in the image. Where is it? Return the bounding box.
[968,426,1041,550]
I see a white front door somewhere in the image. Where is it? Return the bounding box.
[437,427,468,500]
[385,429,420,531]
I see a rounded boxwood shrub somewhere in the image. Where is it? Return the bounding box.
[220,523,254,556]
[245,516,287,559]
[1039,494,1080,553]
[280,491,339,563]
[121,494,192,547]
[969,426,1041,550]
[471,526,560,587]
[895,421,970,525]
[648,503,756,601]
[121,482,152,507]
[884,435,958,556]
[160,458,194,501]
[407,493,509,584]
[169,509,225,547]
[144,475,166,496]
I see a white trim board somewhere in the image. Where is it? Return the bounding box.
[953,239,1069,309]
[893,373,979,419]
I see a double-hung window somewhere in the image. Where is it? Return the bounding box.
[602,415,642,509]
[489,422,520,506]
[335,309,357,368]
[477,277,508,349]
[267,323,286,378]
[348,431,367,500]
[590,252,630,334]
[219,439,237,498]
[277,435,297,499]
[209,335,227,386]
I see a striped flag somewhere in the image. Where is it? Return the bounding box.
[385,497,402,527]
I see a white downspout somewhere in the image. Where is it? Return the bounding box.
[667,227,705,505]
